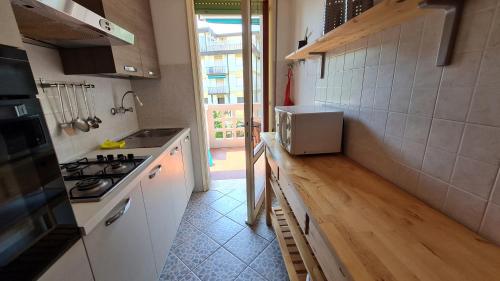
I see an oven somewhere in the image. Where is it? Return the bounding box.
[0,45,80,280]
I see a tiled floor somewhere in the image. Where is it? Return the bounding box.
[160,179,288,281]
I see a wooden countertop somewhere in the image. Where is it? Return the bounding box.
[262,132,500,281]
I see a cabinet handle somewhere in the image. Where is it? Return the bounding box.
[105,198,131,226]
[124,65,137,72]
[170,147,179,155]
[184,136,190,142]
[148,70,155,76]
[149,164,162,179]
[305,213,310,235]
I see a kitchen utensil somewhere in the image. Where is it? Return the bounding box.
[89,86,102,124]
[56,84,75,135]
[81,85,99,129]
[65,84,90,132]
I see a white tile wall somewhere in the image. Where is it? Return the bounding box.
[25,44,139,162]
[294,1,500,243]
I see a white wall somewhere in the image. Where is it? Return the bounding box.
[26,44,139,162]
[132,0,205,190]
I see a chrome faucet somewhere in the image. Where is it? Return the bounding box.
[111,90,144,115]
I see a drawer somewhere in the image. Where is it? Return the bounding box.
[266,147,279,178]
[306,220,350,281]
[278,175,307,232]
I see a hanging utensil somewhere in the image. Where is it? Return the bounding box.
[65,84,90,132]
[89,85,102,124]
[56,84,75,135]
[80,84,99,129]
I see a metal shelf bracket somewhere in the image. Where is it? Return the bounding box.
[419,0,464,66]
[310,52,327,79]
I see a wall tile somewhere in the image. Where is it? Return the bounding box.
[353,48,367,69]
[400,17,424,44]
[384,135,403,162]
[401,139,426,169]
[451,156,498,199]
[488,7,500,48]
[376,64,396,88]
[479,203,500,245]
[408,87,439,117]
[491,174,500,205]
[395,165,420,195]
[428,119,464,153]
[386,112,406,137]
[373,87,391,110]
[464,0,498,13]
[404,115,431,144]
[434,86,474,122]
[363,66,378,89]
[344,52,355,70]
[455,9,494,53]
[441,51,482,88]
[416,174,449,210]
[443,187,488,231]
[460,124,500,165]
[389,87,411,113]
[360,88,375,108]
[422,146,456,182]
[468,85,500,127]
[351,69,365,87]
[365,45,381,67]
[349,88,362,106]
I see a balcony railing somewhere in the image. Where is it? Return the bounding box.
[206,66,228,75]
[199,43,242,53]
[206,103,262,149]
[207,86,229,95]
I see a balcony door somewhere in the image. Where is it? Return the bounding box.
[242,0,268,224]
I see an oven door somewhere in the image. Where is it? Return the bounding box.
[0,99,80,281]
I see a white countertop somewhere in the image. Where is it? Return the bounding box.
[70,128,190,235]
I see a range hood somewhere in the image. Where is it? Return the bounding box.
[10,0,134,48]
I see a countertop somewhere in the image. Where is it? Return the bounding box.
[70,128,190,235]
[261,132,500,281]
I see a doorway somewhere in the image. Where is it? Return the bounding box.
[187,0,271,225]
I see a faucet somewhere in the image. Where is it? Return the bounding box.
[111,90,144,115]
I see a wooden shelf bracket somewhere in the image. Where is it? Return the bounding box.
[418,0,464,66]
[309,52,326,79]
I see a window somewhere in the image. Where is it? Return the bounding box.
[217,97,225,104]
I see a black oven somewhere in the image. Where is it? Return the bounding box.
[0,45,80,280]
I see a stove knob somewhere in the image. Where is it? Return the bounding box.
[117,154,125,160]
[96,155,104,161]
[127,153,134,160]
[107,154,114,161]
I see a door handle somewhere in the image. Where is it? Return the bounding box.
[105,198,131,226]
[170,146,179,155]
[184,135,190,142]
[148,164,162,179]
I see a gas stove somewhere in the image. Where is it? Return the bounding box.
[60,153,151,202]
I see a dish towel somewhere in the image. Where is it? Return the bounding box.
[284,66,294,106]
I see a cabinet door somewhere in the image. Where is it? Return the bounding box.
[181,133,195,198]
[164,141,188,216]
[83,185,157,281]
[135,0,160,78]
[141,155,179,275]
[37,239,94,281]
[0,0,24,49]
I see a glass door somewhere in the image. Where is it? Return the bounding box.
[242,0,267,224]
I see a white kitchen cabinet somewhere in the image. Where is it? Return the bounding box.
[141,140,187,275]
[37,239,94,281]
[181,132,195,198]
[82,184,157,281]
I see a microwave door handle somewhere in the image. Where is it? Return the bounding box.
[279,113,286,147]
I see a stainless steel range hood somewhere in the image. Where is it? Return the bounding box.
[10,0,134,48]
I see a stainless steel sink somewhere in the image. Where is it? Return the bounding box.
[121,128,183,148]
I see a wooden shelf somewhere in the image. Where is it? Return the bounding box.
[286,0,428,61]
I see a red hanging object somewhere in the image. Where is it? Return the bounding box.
[284,66,294,106]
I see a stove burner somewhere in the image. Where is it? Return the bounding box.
[75,178,106,191]
[110,161,127,170]
[64,162,82,172]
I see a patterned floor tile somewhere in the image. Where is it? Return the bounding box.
[227,187,247,203]
[193,248,246,281]
[250,211,275,241]
[159,252,190,281]
[226,203,248,226]
[234,267,267,281]
[210,179,245,194]
[172,220,203,249]
[250,239,289,281]
[172,231,220,269]
[202,216,245,244]
[224,227,270,264]
[178,271,201,281]
[186,204,224,229]
[210,195,243,214]
[190,190,225,205]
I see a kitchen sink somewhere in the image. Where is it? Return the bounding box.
[121,128,183,148]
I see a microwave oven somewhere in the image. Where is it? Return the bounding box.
[275,105,343,155]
